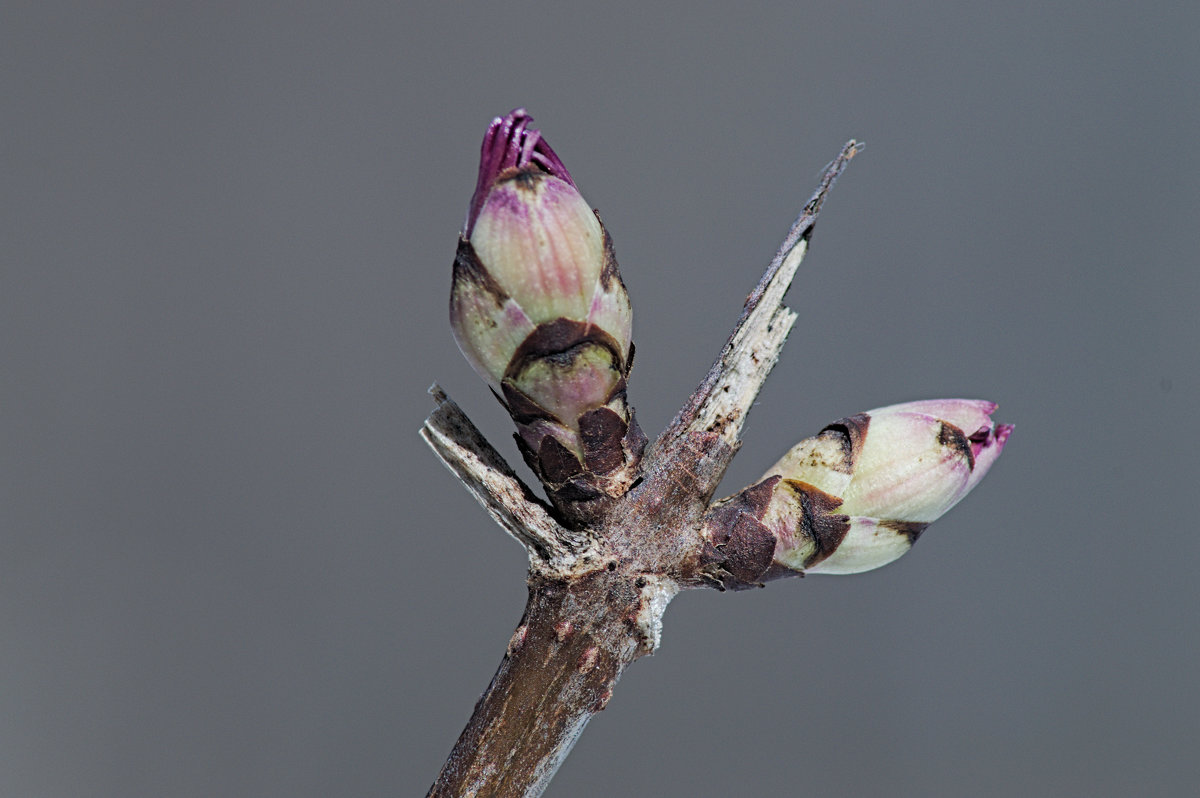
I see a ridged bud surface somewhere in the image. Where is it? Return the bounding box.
[450,110,644,522]
[704,400,1012,587]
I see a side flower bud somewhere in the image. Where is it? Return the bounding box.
[703,400,1011,587]
[450,110,645,521]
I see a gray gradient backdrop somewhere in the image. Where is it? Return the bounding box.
[3,2,1198,796]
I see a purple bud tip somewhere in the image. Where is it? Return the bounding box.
[966,421,1013,455]
[465,109,577,235]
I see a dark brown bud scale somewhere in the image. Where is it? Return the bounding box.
[579,407,629,475]
[877,519,930,543]
[537,435,585,484]
[723,514,777,585]
[818,413,870,473]
[701,476,852,588]
[937,420,975,470]
[780,479,851,569]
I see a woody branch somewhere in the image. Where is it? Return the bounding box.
[420,110,1009,797]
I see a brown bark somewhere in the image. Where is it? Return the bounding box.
[427,573,641,798]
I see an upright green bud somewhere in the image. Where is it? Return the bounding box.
[703,400,1011,588]
[451,110,645,521]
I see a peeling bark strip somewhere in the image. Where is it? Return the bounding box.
[424,142,862,797]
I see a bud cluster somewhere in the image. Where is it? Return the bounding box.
[704,400,1012,587]
[451,110,646,521]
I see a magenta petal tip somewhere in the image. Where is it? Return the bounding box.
[466,109,577,235]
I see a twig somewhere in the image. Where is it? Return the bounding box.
[419,385,594,574]
[660,140,862,486]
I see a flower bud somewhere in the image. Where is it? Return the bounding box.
[703,400,1011,587]
[450,110,644,520]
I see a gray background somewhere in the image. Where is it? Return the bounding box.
[3,2,1197,796]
